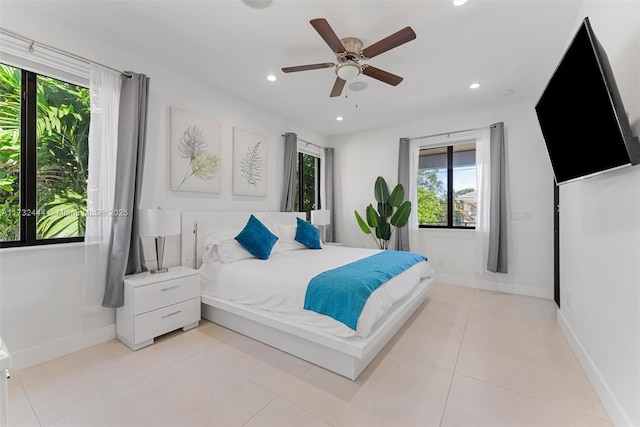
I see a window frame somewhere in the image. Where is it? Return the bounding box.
[417,142,477,230]
[0,66,86,248]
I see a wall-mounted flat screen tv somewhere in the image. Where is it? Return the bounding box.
[535,17,640,185]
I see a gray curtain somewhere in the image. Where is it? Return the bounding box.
[323,147,335,242]
[396,138,411,251]
[280,132,297,212]
[487,122,508,273]
[102,72,150,308]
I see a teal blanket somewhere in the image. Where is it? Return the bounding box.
[303,250,427,330]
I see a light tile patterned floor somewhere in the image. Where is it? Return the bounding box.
[8,283,612,426]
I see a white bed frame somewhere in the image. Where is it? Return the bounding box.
[180,211,433,380]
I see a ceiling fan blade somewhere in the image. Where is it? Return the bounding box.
[362,66,404,86]
[310,18,346,54]
[282,63,334,73]
[361,27,416,59]
[330,77,346,97]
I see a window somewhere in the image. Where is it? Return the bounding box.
[295,152,321,220]
[0,63,90,247]
[417,141,477,228]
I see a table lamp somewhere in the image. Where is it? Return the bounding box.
[138,208,181,274]
[310,209,331,243]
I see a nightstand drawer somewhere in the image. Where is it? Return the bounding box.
[134,274,199,315]
[134,297,200,344]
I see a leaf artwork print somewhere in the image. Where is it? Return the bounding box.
[178,124,221,187]
[240,141,263,188]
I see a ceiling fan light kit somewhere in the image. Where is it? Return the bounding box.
[336,62,361,81]
[281,18,416,98]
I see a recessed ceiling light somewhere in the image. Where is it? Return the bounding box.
[453,0,468,6]
[240,0,274,9]
[469,82,480,89]
[336,116,344,121]
[499,89,515,96]
[267,74,277,82]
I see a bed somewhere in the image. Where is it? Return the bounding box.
[180,211,435,380]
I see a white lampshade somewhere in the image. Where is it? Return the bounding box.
[310,209,331,226]
[138,208,181,237]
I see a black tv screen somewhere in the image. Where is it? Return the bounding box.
[535,17,640,185]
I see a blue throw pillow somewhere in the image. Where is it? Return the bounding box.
[295,217,322,249]
[235,215,279,260]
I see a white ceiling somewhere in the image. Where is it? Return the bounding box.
[3,0,583,137]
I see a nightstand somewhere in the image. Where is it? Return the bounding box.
[116,266,200,351]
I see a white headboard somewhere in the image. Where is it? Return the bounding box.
[180,211,306,269]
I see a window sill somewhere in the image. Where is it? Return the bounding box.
[0,241,85,254]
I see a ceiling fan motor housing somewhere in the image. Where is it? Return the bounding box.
[335,37,364,80]
[338,37,364,61]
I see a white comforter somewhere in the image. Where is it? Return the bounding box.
[200,246,435,337]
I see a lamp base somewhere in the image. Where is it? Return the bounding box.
[152,236,168,275]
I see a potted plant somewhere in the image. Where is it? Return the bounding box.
[355,176,411,250]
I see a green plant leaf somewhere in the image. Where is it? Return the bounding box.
[374,176,389,203]
[355,210,372,235]
[37,190,86,238]
[365,204,379,228]
[376,222,391,240]
[377,201,392,219]
[390,201,411,227]
[389,184,404,207]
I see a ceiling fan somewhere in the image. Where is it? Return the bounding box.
[282,18,417,97]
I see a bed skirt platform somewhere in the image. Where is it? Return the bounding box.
[200,276,433,380]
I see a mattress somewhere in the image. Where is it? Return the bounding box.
[199,245,435,337]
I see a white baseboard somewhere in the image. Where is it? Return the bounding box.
[10,324,116,372]
[435,273,553,299]
[557,310,632,427]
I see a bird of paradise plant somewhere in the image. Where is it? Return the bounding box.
[355,176,412,250]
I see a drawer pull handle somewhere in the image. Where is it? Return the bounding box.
[161,310,181,319]
[161,285,181,292]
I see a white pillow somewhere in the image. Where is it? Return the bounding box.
[217,238,254,264]
[202,228,282,264]
[202,231,236,263]
[274,223,306,252]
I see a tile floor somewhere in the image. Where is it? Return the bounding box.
[7,283,612,426]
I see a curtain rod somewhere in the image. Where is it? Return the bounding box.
[0,27,132,78]
[282,134,327,150]
[299,138,328,150]
[408,126,483,141]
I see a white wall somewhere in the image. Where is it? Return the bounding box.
[0,6,327,371]
[332,99,555,299]
[555,3,640,426]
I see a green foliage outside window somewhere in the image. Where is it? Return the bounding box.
[0,63,90,242]
[0,65,21,241]
[417,168,475,227]
[295,153,318,220]
[417,186,441,224]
